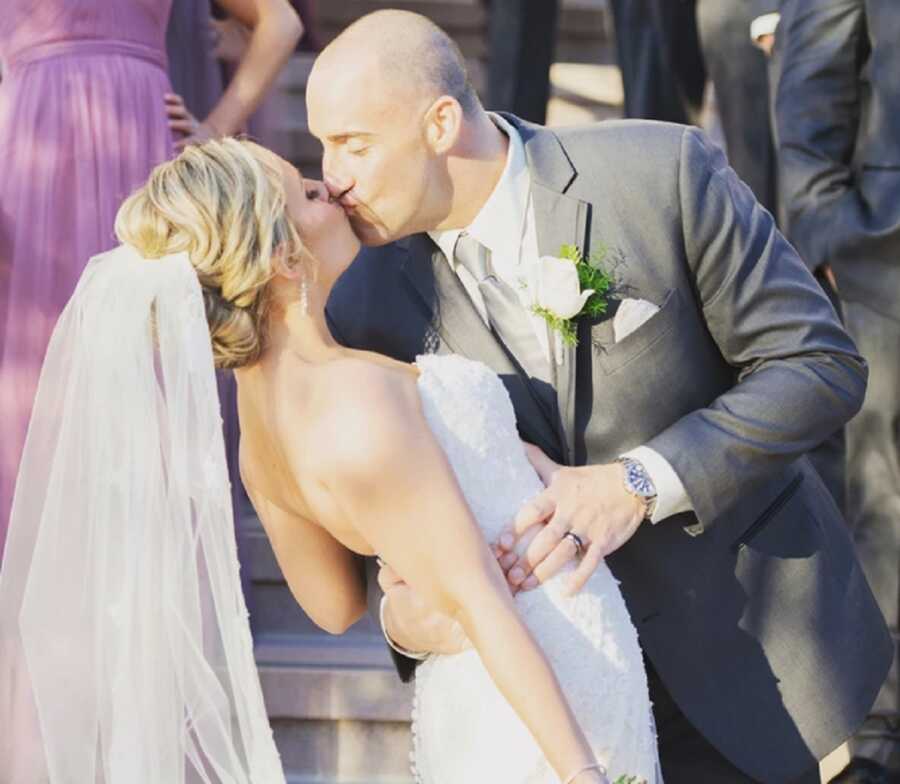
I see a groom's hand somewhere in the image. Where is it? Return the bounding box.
[500,445,646,594]
[378,563,472,656]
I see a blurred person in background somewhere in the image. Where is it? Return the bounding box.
[0,0,179,570]
[775,1,900,781]
[695,1,778,215]
[608,0,776,214]
[607,0,706,126]
[164,0,302,150]
[483,0,560,125]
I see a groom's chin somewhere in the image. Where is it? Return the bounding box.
[352,222,400,248]
[360,235,399,248]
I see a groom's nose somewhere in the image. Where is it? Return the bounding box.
[324,175,351,203]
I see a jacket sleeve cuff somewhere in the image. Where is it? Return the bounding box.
[750,12,781,42]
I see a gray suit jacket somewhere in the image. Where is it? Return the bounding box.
[775,0,900,321]
[326,116,892,783]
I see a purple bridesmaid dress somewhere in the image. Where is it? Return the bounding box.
[0,0,175,562]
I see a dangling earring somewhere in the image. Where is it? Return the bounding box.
[299,271,309,315]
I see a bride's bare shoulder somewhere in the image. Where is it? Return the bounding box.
[310,357,423,474]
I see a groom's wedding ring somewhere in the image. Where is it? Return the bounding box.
[564,531,585,557]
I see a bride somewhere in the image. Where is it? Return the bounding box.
[0,138,659,784]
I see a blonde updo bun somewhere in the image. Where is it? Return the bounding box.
[114,137,306,368]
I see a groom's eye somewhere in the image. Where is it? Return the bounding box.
[348,145,370,157]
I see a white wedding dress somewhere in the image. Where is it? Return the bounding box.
[410,353,661,784]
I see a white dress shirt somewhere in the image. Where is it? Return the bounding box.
[429,115,692,523]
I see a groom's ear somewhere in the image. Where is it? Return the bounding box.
[424,96,463,156]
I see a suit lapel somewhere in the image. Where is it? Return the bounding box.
[401,234,564,461]
[520,116,592,466]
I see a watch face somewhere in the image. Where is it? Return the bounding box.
[627,463,655,497]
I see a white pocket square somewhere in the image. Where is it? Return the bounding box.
[612,298,660,343]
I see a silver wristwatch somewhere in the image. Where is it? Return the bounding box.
[617,457,658,521]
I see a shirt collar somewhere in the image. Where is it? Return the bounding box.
[429,113,531,268]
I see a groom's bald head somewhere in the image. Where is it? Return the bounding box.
[311,10,479,117]
[307,11,500,247]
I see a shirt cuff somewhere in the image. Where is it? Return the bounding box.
[379,595,430,661]
[750,13,781,42]
[620,446,693,524]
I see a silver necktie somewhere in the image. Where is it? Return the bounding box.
[453,232,552,384]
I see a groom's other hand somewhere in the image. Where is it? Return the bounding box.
[377,563,471,656]
[501,445,645,594]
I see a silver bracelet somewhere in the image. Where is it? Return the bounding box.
[564,763,607,784]
[379,595,430,662]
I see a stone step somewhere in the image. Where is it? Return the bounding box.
[285,774,413,784]
[256,639,415,784]
[255,631,396,672]
[273,717,414,783]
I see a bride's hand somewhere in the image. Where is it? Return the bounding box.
[491,441,563,593]
[378,563,471,656]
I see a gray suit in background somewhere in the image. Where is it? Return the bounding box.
[775,0,900,771]
[695,0,778,214]
[327,116,892,782]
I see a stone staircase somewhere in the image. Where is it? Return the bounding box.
[242,3,614,780]
[243,509,414,783]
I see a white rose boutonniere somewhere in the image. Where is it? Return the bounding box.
[520,243,613,350]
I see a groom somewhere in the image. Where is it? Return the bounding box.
[313,11,891,783]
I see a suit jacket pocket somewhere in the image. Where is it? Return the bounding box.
[594,288,683,374]
[731,472,805,553]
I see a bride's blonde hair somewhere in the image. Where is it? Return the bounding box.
[115,137,306,369]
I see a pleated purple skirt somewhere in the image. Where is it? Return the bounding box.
[0,39,174,559]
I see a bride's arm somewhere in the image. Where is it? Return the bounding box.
[317,365,603,784]
[246,488,367,635]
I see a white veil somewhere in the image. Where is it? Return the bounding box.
[0,245,284,783]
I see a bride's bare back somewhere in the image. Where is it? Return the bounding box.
[237,347,418,557]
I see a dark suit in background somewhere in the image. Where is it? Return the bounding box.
[775,0,900,771]
[483,0,559,125]
[608,0,706,125]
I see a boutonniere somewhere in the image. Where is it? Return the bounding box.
[520,244,613,355]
